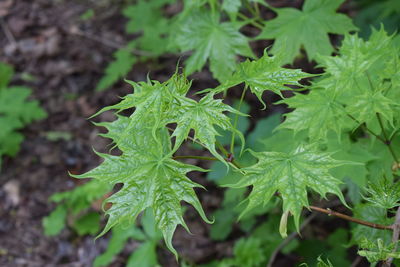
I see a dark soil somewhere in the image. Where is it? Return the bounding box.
[0,0,369,267]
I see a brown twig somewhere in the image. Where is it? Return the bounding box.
[309,206,393,231]
[383,207,400,266]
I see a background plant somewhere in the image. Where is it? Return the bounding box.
[0,62,47,170]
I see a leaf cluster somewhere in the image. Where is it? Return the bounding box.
[97,0,357,90]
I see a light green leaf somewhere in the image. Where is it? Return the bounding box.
[346,90,398,129]
[318,28,397,93]
[363,179,400,210]
[358,238,400,263]
[168,93,245,161]
[73,144,211,257]
[213,53,313,106]
[94,72,189,120]
[279,88,353,140]
[257,0,357,64]
[231,145,347,230]
[175,9,254,81]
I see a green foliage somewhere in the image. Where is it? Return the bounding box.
[48,0,400,265]
[168,93,244,161]
[363,179,400,209]
[73,25,400,264]
[77,74,236,257]
[257,0,357,64]
[230,146,347,232]
[74,148,211,257]
[174,9,254,82]
[213,52,313,106]
[0,62,46,169]
[358,238,400,263]
[97,0,358,90]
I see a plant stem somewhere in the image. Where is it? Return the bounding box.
[167,127,242,168]
[216,140,242,169]
[237,13,264,30]
[173,155,218,161]
[253,1,260,17]
[230,86,247,154]
[309,206,393,231]
[377,113,399,164]
[346,113,386,143]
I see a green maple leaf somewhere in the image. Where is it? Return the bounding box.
[346,90,398,129]
[230,145,347,230]
[257,0,357,64]
[96,73,189,116]
[318,28,396,91]
[95,74,239,164]
[94,73,190,142]
[174,9,254,81]
[73,130,211,257]
[168,93,244,161]
[213,52,313,107]
[279,88,354,140]
[95,115,170,155]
